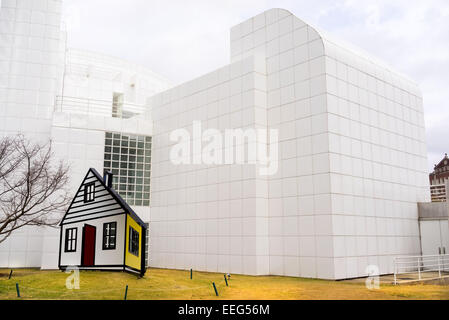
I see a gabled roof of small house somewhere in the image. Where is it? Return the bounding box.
[60,168,145,226]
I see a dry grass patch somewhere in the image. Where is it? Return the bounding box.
[0,268,448,300]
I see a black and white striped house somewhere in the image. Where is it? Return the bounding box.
[59,168,147,276]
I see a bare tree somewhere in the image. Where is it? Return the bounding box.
[0,135,71,244]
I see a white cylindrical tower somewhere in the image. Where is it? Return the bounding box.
[0,0,63,141]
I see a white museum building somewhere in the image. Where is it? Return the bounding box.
[0,1,432,279]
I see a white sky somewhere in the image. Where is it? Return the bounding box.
[61,0,449,172]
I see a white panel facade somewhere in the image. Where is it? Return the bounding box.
[230,8,428,279]
[420,220,449,256]
[230,9,336,279]
[149,55,270,275]
[0,225,44,268]
[148,8,429,279]
[322,34,428,278]
[0,0,63,140]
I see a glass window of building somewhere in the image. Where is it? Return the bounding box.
[112,93,124,118]
[104,132,151,206]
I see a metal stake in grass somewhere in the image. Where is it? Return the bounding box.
[212,282,219,296]
[190,269,192,280]
[224,274,228,286]
[16,283,20,298]
[124,285,128,300]
[8,269,13,280]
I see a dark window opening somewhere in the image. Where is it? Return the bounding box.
[65,228,77,252]
[103,222,117,250]
[129,226,139,256]
[84,182,95,203]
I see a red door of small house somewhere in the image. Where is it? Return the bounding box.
[82,225,96,266]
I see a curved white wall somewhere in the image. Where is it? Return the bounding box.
[232,8,428,279]
[57,48,171,118]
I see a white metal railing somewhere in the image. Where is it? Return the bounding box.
[394,254,449,284]
[54,95,146,118]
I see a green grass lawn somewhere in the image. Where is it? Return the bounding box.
[0,268,448,300]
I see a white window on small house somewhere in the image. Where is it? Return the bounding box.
[103,222,117,250]
[84,182,95,203]
[65,228,77,252]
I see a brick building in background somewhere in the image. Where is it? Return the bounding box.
[429,154,449,202]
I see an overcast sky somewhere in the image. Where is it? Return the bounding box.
[61,0,449,172]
